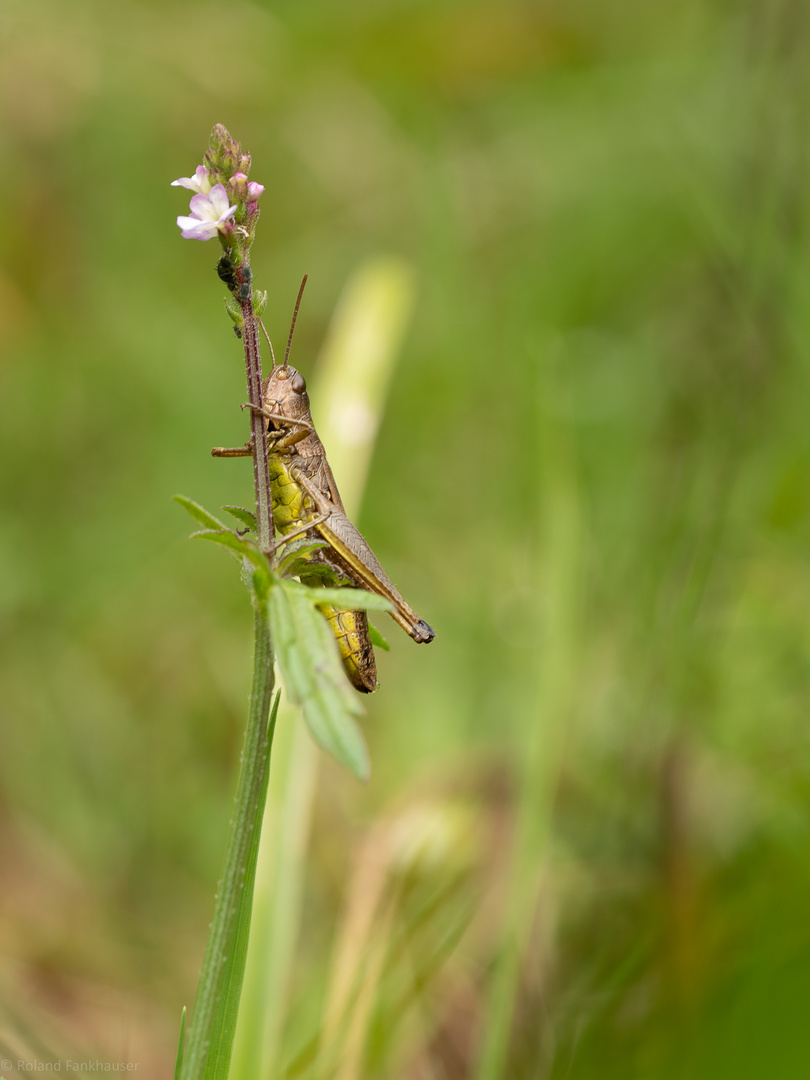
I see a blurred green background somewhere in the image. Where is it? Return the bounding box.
[3,0,810,1076]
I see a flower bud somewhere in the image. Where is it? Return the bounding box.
[205,124,245,183]
[210,123,234,149]
[229,172,249,200]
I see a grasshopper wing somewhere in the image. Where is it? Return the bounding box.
[293,470,434,645]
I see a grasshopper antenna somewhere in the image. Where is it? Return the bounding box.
[284,274,308,368]
[258,318,277,366]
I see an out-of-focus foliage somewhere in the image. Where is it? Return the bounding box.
[2,0,810,1076]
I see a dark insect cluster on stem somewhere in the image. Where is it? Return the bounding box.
[217,255,237,290]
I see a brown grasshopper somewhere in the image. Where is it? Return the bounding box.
[213,289,434,692]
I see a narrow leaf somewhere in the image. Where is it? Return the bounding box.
[276,536,330,576]
[224,295,244,328]
[306,585,393,613]
[269,580,370,781]
[194,529,270,574]
[222,505,257,530]
[287,562,338,585]
[368,623,391,652]
[174,494,228,531]
[191,530,242,563]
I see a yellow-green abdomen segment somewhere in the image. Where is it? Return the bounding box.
[318,603,377,694]
[268,454,309,533]
[270,454,378,693]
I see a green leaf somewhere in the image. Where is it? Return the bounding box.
[268,580,370,781]
[309,586,393,612]
[174,495,228,531]
[193,529,269,574]
[191,530,242,563]
[203,692,280,1080]
[275,536,329,575]
[288,562,339,585]
[368,622,391,652]
[222,505,256,530]
[224,295,244,328]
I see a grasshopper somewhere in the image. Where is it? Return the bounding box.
[213,287,434,692]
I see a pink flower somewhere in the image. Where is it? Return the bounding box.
[247,181,265,202]
[170,166,212,194]
[176,184,238,241]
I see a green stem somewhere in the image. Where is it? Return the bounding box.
[179,600,276,1080]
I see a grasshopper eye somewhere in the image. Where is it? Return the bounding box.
[291,371,307,394]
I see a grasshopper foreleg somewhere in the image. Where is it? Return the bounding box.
[213,409,314,458]
[240,403,315,451]
[212,439,254,458]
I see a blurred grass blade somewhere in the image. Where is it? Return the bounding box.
[269,579,369,781]
[228,700,317,1080]
[311,258,416,513]
[474,349,582,1079]
[174,1007,186,1080]
[203,693,280,1079]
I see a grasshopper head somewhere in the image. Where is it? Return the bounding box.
[262,364,310,427]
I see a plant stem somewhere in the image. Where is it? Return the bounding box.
[241,296,275,557]
[180,601,276,1080]
[180,287,277,1079]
